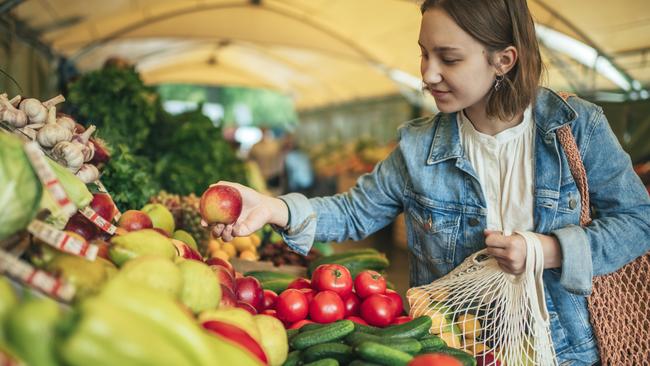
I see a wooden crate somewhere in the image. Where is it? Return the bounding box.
[230,258,307,277]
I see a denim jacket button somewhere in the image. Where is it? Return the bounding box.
[569,198,577,210]
[468,217,480,227]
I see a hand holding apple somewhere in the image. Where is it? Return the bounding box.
[201,182,289,242]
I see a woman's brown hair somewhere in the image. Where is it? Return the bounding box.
[421,0,543,121]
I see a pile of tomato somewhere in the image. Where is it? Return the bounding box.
[264,264,410,328]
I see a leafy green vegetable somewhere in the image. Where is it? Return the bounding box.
[67,66,158,153]
[145,107,247,195]
[0,133,42,240]
[101,144,160,211]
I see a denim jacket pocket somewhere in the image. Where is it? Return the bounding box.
[405,196,461,265]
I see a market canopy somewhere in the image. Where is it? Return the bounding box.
[10,0,650,110]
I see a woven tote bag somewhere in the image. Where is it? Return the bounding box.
[556,92,650,366]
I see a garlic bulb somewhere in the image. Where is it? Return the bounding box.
[71,125,97,162]
[75,164,100,183]
[56,113,77,132]
[8,95,21,107]
[0,94,28,127]
[51,141,84,173]
[37,107,72,148]
[19,94,65,125]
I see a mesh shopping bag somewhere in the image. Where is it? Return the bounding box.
[407,231,557,366]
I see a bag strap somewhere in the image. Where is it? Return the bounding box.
[555,92,592,227]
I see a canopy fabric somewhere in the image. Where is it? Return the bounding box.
[11,0,650,109]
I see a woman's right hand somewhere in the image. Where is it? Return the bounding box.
[201,181,289,242]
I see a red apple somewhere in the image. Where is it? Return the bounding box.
[262,289,278,310]
[220,285,237,307]
[117,210,153,231]
[236,277,264,311]
[476,352,501,366]
[204,257,235,276]
[212,265,236,293]
[261,309,277,317]
[64,213,98,241]
[89,137,110,166]
[236,301,258,315]
[90,193,116,222]
[172,239,202,261]
[199,185,242,225]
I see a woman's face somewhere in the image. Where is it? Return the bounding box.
[419,8,497,113]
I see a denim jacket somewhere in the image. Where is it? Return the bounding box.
[278,88,650,365]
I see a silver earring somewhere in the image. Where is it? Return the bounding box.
[494,74,504,91]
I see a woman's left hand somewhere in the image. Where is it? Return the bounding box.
[484,230,527,275]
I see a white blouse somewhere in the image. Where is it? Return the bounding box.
[458,106,535,235]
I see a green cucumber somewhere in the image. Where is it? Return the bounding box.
[377,316,432,339]
[282,350,301,366]
[302,358,339,366]
[302,343,353,364]
[337,254,390,278]
[300,323,328,333]
[291,320,355,350]
[421,347,476,366]
[354,341,413,366]
[353,322,381,335]
[346,332,421,355]
[418,334,446,349]
[245,271,297,282]
[286,328,299,340]
[260,278,294,294]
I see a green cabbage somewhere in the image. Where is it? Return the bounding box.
[0,133,43,240]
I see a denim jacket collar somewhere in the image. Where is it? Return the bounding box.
[426,87,578,166]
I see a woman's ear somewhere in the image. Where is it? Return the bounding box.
[494,46,518,75]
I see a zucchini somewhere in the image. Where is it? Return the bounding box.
[346,332,421,355]
[418,334,446,349]
[282,350,301,366]
[377,316,432,339]
[308,249,380,275]
[302,358,339,366]
[291,320,355,350]
[260,278,293,294]
[302,343,353,364]
[245,271,297,282]
[354,341,413,366]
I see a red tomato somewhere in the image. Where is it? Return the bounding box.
[287,278,312,290]
[354,270,387,298]
[345,316,368,325]
[342,292,361,317]
[288,319,315,329]
[309,290,345,323]
[392,316,413,325]
[385,289,404,317]
[262,289,278,310]
[360,294,395,327]
[408,354,463,366]
[299,288,315,304]
[276,289,309,324]
[311,264,353,297]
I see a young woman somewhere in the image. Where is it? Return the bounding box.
[208,1,650,364]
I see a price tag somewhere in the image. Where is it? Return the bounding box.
[27,220,98,261]
[23,142,76,219]
[0,249,75,302]
[80,206,117,235]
